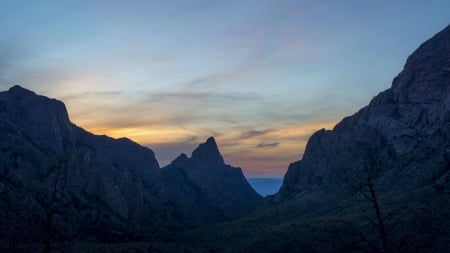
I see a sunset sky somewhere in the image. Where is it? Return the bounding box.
[1,1,449,177]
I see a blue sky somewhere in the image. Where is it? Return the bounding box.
[1,0,449,176]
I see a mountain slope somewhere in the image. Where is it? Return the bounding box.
[278,24,450,200]
[0,86,262,243]
[0,86,169,240]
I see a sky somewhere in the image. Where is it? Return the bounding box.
[0,1,449,177]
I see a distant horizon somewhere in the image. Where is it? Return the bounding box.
[246,177,283,179]
[1,1,449,177]
[247,177,283,197]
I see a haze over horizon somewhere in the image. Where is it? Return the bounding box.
[1,1,449,177]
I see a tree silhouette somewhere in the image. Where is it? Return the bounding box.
[332,142,411,253]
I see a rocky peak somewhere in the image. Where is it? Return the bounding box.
[172,153,189,166]
[8,85,37,97]
[3,85,70,120]
[162,137,263,222]
[390,24,450,104]
[191,137,224,165]
[0,85,73,152]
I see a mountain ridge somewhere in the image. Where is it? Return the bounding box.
[0,87,262,242]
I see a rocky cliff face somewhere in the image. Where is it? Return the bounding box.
[0,86,261,241]
[277,25,450,200]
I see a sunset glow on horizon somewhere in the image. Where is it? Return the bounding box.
[80,120,337,177]
[1,1,449,176]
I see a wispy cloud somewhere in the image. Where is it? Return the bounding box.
[61,91,124,101]
[180,66,251,89]
[241,129,272,138]
[145,91,258,103]
[255,142,279,148]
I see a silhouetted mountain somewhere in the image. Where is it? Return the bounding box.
[162,137,262,223]
[0,86,261,243]
[173,25,450,253]
[276,24,450,201]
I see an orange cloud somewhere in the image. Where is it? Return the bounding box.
[81,120,337,177]
[223,122,336,175]
[57,82,340,177]
[88,127,198,145]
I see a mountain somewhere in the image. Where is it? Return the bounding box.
[0,86,261,244]
[0,86,165,240]
[170,25,450,253]
[161,137,262,224]
[277,24,450,200]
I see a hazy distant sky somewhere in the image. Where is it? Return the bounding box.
[0,1,449,176]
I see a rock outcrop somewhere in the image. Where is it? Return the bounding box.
[277,25,450,200]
